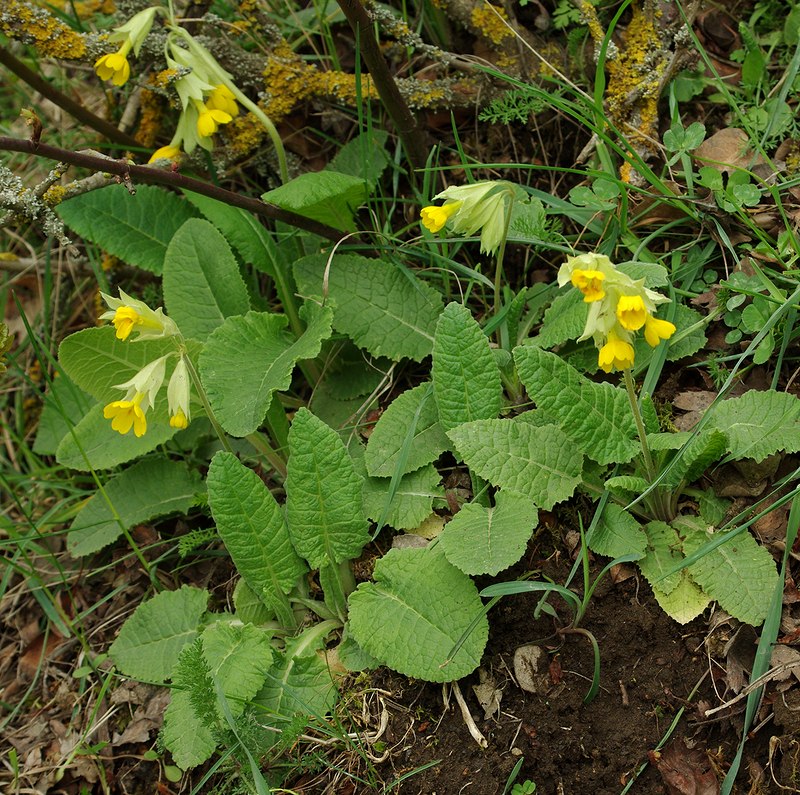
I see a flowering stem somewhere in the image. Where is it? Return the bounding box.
[179,350,233,453]
[622,368,671,520]
[622,368,656,483]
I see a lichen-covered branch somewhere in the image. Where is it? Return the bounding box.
[0,136,346,242]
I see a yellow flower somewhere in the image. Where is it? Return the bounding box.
[95,49,132,86]
[616,294,647,331]
[111,306,140,340]
[104,393,148,437]
[206,85,239,117]
[104,355,168,437]
[167,357,192,429]
[100,290,179,340]
[571,269,606,302]
[644,316,676,347]
[148,145,182,164]
[598,331,635,373]
[195,102,232,138]
[422,181,517,254]
[421,202,462,233]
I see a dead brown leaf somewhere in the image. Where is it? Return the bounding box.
[655,738,720,795]
[694,128,767,173]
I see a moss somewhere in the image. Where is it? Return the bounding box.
[470,4,514,45]
[0,0,90,59]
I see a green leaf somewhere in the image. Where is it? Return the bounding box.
[432,302,503,431]
[365,383,450,477]
[604,475,650,500]
[359,458,444,531]
[327,129,390,187]
[183,191,276,277]
[199,304,333,437]
[651,570,711,625]
[706,390,800,462]
[293,253,442,362]
[634,305,707,367]
[514,346,639,465]
[448,419,583,510]
[590,503,646,559]
[318,343,390,400]
[33,374,94,455]
[162,689,217,769]
[163,218,249,340]
[638,521,684,596]
[533,290,585,349]
[661,429,728,489]
[207,452,307,601]
[55,402,178,471]
[201,622,274,718]
[286,408,369,567]
[440,491,538,576]
[254,637,339,720]
[68,458,202,556]
[109,585,208,682]
[59,327,180,402]
[55,185,197,274]
[348,546,488,682]
[233,579,275,626]
[680,517,778,626]
[262,170,368,232]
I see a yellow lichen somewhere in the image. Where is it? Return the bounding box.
[136,89,163,148]
[470,5,514,45]
[61,0,115,19]
[42,184,67,206]
[1,0,88,59]
[152,68,181,89]
[0,252,20,262]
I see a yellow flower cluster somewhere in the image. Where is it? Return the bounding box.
[99,292,191,436]
[92,6,242,161]
[557,253,676,373]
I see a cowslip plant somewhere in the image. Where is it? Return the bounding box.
[47,151,793,778]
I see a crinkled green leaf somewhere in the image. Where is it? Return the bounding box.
[254,635,339,719]
[661,429,728,488]
[233,579,274,626]
[348,546,488,682]
[679,516,778,626]
[56,402,178,471]
[163,218,249,340]
[319,343,390,400]
[183,191,276,277]
[59,327,180,402]
[162,689,217,769]
[201,622,274,718]
[262,170,367,232]
[604,475,650,500]
[365,383,450,477]
[634,305,707,367]
[433,302,503,431]
[448,419,583,510]
[199,304,333,436]
[55,185,197,274]
[533,290,585,349]
[638,521,684,596]
[207,452,307,601]
[68,459,202,556]
[327,129,390,187]
[707,390,800,462]
[514,346,639,465]
[589,503,646,559]
[361,463,444,531]
[294,253,442,361]
[651,570,711,625]
[440,491,538,576]
[109,586,208,682]
[286,408,369,567]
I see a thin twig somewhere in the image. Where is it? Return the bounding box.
[0,135,346,242]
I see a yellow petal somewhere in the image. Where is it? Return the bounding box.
[616,294,647,331]
[420,202,462,233]
[644,316,676,347]
[571,269,606,302]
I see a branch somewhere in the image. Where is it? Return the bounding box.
[336,0,429,176]
[0,135,346,243]
[0,47,143,150]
